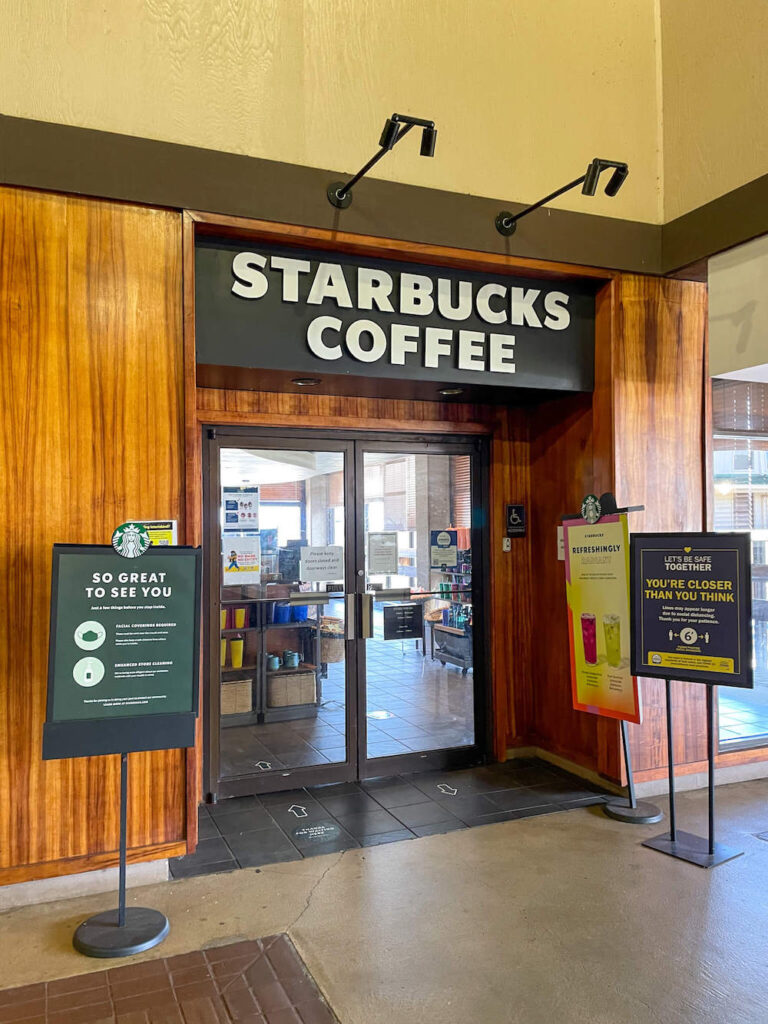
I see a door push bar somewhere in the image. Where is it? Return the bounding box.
[345,593,356,641]
[370,588,412,601]
[360,592,374,639]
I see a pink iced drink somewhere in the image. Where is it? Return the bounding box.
[581,613,597,664]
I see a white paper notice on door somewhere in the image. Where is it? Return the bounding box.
[367,532,399,575]
[300,545,344,583]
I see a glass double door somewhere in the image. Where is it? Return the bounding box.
[205,430,487,799]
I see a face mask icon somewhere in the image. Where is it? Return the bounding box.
[74,620,106,651]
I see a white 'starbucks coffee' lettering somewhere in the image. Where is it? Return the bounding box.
[195,239,597,393]
[230,252,571,375]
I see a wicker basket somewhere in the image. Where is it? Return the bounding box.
[321,635,345,663]
[267,671,316,707]
[320,616,345,663]
[221,678,252,715]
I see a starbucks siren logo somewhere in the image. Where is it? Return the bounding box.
[580,494,602,525]
[112,522,151,559]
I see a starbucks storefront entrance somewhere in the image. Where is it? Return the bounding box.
[204,428,489,800]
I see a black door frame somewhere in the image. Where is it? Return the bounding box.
[202,425,492,801]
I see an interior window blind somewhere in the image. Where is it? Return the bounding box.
[451,456,471,528]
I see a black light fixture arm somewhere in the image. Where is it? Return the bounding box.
[495,158,629,236]
[327,113,436,209]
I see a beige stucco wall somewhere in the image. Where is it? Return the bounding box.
[0,0,662,222]
[660,0,768,222]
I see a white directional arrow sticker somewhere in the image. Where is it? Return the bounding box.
[288,804,308,817]
[437,784,458,796]
[253,761,272,771]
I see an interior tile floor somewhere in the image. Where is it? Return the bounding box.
[170,758,609,878]
[220,633,474,777]
[6,780,768,1024]
[719,679,768,746]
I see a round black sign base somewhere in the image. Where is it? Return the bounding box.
[73,907,169,958]
[604,798,663,825]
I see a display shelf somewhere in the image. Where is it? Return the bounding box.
[265,662,317,676]
[262,702,321,723]
[220,710,260,729]
[219,591,323,725]
[262,621,318,630]
[221,663,259,675]
[434,624,466,637]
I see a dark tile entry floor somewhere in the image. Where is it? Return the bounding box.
[0,934,336,1024]
[170,759,610,878]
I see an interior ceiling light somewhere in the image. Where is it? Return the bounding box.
[291,377,321,386]
[438,387,464,396]
[327,112,437,209]
[495,158,629,236]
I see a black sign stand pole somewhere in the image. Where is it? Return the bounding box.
[73,753,170,958]
[642,680,742,868]
[604,718,663,824]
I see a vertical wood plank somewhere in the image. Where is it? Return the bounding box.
[611,275,708,775]
[0,187,186,881]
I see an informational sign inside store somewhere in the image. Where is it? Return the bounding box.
[631,533,753,687]
[43,545,201,759]
[222,486,259,534]
[383,602,424,641]
[300,545,344,583]
[368,532,399,575]
[195,239,596,393]
[222,535,261,585]
[563,514,641,724]
[431,530,458,569]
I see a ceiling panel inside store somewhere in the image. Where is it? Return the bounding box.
[220,448,401,486]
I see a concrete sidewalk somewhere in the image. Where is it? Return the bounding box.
[2,779,768,1024]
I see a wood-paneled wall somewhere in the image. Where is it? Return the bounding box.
[602,275,709,779]
[0,187,186,883]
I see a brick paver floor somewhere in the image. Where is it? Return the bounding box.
[0,935,336,1024]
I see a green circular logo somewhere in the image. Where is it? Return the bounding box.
[112,522,151,559]
[580,494,602,525]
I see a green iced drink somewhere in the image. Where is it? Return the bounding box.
[603,614,621,667]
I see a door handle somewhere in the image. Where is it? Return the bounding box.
[360,592,373,639]
[345,593,356,641]
[370,588,412,601]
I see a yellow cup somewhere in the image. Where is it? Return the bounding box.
[220,639,227,667]
[235,607,246,629]
[230,639,244,669]
[220,609,227,630]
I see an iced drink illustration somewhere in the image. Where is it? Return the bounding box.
[603,614,622,667]
[581,613,597,665]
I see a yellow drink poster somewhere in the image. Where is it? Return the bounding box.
[563,513,641,724]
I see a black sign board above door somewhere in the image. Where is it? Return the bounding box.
[630,533,753,688]
[195,238,596,398]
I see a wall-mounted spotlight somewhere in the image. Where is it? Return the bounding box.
[495,158,629,236]
[327,113,437,209]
